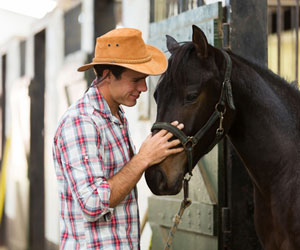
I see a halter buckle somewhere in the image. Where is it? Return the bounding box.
[184,172,192,182]
[183,136,196,149]
[216,111,225,136]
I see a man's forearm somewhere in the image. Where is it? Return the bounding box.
[107,154,149,208]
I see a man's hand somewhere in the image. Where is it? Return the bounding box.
[136,121,184,169]
[108,121,184,207]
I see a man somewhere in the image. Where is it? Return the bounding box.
[52,28,184,249]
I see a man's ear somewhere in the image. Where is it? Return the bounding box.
[101,69,111,81]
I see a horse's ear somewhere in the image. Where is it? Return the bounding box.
[192,25,208,58]
[166,35,179,54]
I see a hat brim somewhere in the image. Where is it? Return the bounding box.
[77,45,167,76]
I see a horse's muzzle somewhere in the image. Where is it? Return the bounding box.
[145,164,183,195]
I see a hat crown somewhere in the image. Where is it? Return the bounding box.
[93,28,150,63]
[77,27,167,75]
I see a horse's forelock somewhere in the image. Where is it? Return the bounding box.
[156,42,195,98]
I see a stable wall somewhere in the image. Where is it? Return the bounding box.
[268,30,300,83]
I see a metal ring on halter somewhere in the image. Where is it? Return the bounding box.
[215,102,226,114]
[216,127,224,135]
[182,136,196,149]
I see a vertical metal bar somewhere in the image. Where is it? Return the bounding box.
[150,0,155,22]
[0,54,6,163]
[277,0,281,75]
[184,0,188,11]
[296,0,299,85]
[197,0,204,7]
[178,0,182,14]
[223,23,230,49]
[166,0,170,18]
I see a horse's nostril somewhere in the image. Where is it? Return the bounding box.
[157,170,167,190]
[145,166,168,195]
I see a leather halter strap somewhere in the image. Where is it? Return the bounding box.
[151,50,235,178]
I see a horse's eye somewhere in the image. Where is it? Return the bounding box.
[185,93,198,104]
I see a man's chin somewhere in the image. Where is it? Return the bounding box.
[123,101,137,107]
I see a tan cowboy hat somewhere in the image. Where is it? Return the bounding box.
[77,28,167,75]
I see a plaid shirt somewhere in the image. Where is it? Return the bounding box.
[53,84,140,250]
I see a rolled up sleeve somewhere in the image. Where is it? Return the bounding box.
[57,115,113,222]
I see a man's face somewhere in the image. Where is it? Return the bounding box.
[108,69,148,107]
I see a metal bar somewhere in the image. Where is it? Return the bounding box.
[223,23,230,49]
[166,0,170,18]
[197,0,204,7]
[277,0,281,75]
[178,0,183,14]
[184,0,188,11]
[0,54,6,163]
[150,0,155,22]
[296,0,299,85]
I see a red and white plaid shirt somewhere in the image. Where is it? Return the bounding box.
[53,83,140,250]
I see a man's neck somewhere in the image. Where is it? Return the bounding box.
[97,85,121,121]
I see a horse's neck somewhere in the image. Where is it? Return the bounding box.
[227,56,300,192]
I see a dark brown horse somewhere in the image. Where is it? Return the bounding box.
[145,25,300,250]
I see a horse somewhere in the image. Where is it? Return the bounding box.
[145,25,300,250]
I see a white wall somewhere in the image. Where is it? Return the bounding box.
[0,9,36,47]
[3,38,31,250]
[44,8,64,245]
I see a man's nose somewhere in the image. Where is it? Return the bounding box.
[138,79,147,92]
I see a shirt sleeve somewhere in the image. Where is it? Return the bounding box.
[56,115,113,222]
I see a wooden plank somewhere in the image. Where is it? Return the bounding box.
[268,0,299,6]
[0,54,7,247]
[28,29,46,250]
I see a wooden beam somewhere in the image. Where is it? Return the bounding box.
[268,0,299,6]
[29,29,46,250]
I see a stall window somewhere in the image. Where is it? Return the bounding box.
[64,4,82,56]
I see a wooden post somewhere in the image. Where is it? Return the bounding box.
[296,0,299,85]
[225,0,267,249]
[28,29,46,250]
[0,54,7,247]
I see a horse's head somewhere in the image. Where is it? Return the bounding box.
[145,25,236,195]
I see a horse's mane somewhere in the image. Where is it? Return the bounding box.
[228,50,299,92]
[228,50,300,124]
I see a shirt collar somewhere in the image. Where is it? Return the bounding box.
[86,81,125,122]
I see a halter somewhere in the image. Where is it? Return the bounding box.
[151,49,235,186]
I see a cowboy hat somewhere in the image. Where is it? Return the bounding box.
[77,28,167,75]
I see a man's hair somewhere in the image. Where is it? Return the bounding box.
[93,65,126,80]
